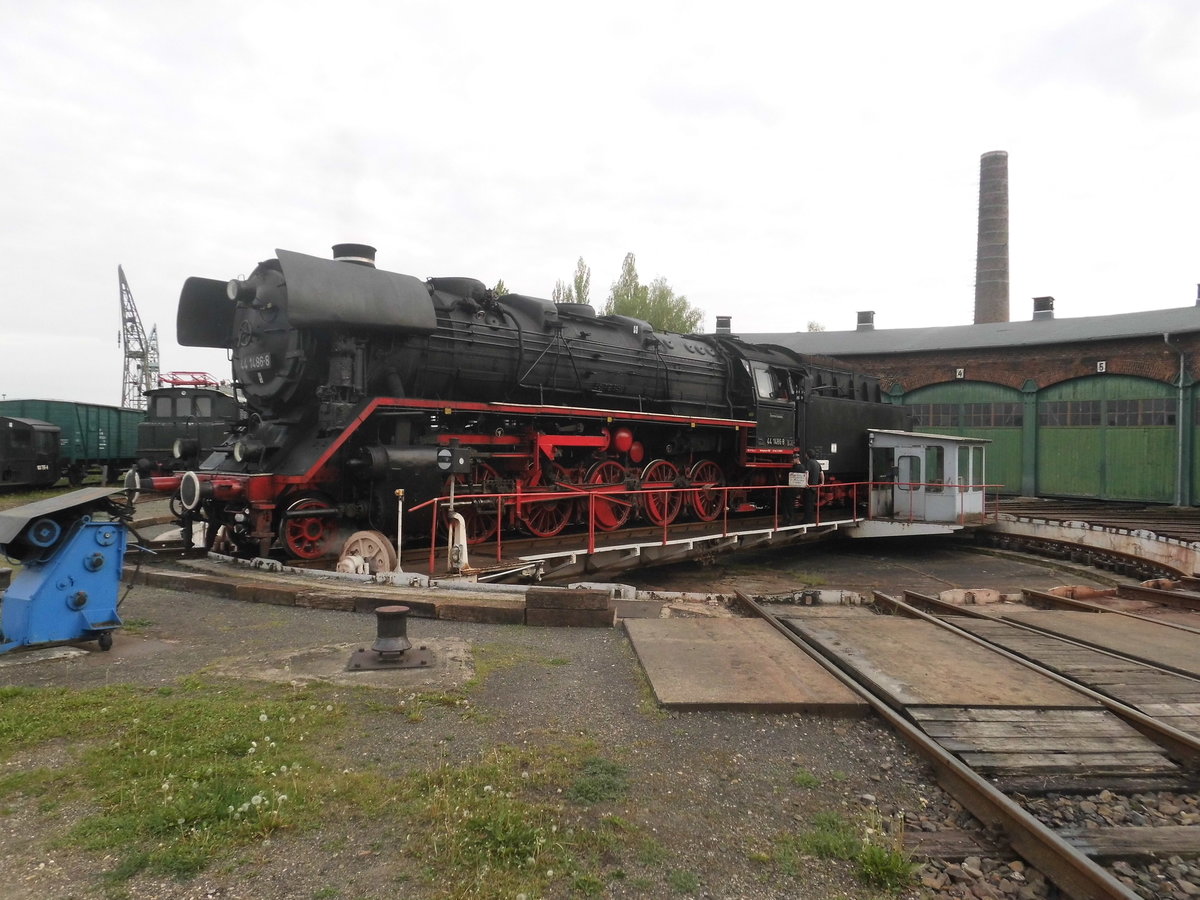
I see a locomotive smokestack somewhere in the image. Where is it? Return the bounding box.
[856,311,875,331]
[715,315,732,335]
[332,243,377,267]
[974,151,1009,324]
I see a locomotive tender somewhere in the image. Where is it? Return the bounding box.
[158,244,907,560]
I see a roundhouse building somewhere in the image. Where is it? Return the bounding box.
[741,298,1200,506]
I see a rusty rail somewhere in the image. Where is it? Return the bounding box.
[734,587,1143,900]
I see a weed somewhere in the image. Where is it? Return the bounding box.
[857,811,917,892]
[570,872,605,896]
[567,757,629,805]
[667,869,700,893]
[797,811,861,860]
[857,841,917,891]
[791,768,820,788]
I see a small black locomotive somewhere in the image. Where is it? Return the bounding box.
[154,244,907,559]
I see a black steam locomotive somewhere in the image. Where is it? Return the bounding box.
[152,244,907,560]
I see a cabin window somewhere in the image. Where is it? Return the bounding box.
[194,396,213,418]
[753,366,776,400]
[925,445,944,492]
[154,397,173,418]
[897,454,921,491]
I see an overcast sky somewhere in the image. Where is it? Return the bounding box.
[3,0,1199,406]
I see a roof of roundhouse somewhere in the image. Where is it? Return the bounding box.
[737,305,1200,356]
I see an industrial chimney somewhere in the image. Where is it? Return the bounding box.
[974,151,1009,324]
[856,311,875,331]
[1032,296,1055,321]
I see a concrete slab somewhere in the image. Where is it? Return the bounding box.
[785,617,1095,708]
[623,618,867,714]
[1000,610,1200,679]
[207,637,474,691]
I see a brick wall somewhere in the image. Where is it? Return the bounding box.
[835,333,1200,394]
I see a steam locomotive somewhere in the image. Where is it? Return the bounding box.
[149,244,908,560]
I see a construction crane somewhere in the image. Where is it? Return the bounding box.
[117,265,160,410]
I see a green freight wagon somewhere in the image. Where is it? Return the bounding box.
[0,399,144,484]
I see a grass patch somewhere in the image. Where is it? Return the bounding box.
[0,680,356,880]
[465,642,571,690]
[1,677,738,898]
[796,811,861,860]
[791,768,821,788]
[772,810,915,893]
[566,756,629,805]
[667,869,700,893]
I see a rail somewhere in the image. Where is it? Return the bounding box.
[878,590,1200,769]
[734,587,1144,900]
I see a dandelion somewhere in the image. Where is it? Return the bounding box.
[259,713,268,722]
[288,716,295,723]
[251,795,264,807]
[483,785,494,793]
[325,705,333,712]
[277,795,287,803]
[149,749,157,757]
[248,747,256,755]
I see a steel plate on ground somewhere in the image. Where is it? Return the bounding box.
[782,617,1096,708]
[623,618,867,714]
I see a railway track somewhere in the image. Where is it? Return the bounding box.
[734,587,1200,899]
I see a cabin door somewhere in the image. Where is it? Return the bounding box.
[893,448,926,520]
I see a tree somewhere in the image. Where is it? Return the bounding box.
[492,279,509,297]
[552,279,574,303]
[552,257,592,306]
[806,321,825,332]
[571,257,591,306]
[602,252,703,333]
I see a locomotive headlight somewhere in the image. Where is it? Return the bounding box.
[232,438,264,463]
[173,438,200,460]
[226,279,256,303]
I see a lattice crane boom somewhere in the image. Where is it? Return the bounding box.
[118,265,160,409]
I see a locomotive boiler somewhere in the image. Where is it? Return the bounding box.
[157,244,906,560]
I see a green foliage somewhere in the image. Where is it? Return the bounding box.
[493,278,509,296]
[602,252,704,333]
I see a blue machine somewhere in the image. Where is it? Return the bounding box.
[0,488,129,654]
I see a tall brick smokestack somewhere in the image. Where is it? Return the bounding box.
[974,150,1009,324]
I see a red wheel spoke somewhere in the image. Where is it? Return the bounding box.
[585,459,632,531]
[640,460,682,526]
[519,463,572,537]
[688,459,725,522]
[282,497,337,560]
